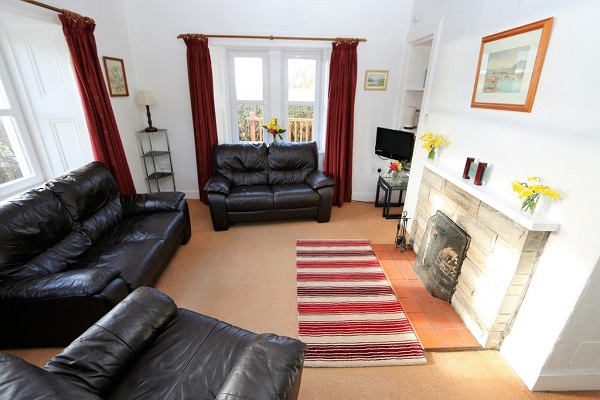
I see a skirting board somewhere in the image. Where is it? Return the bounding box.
[532,369,600,391]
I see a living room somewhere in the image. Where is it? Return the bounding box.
[0,0,599,397]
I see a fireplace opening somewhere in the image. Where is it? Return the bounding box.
[413,211,471,303]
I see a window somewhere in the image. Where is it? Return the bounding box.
[0,55,42,199]
[227,50,325,147]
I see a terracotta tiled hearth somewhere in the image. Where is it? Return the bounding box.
[373,244,481,350]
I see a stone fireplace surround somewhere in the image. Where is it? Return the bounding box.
[410,162,559,349]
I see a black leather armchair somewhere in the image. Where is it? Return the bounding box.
[204,141,335,231]
[0,162,191,348]
[0,287,306,400]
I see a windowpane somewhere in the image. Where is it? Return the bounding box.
[234,57,263,101]
[288,105,314,142]
[0,116,32,186]
[237,104,263,142]
[288,59,316,102]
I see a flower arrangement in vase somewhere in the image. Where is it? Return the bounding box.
[511,176,560,214]
[387,160,403,181]
[262,117,286,143]
[418,132,450,160]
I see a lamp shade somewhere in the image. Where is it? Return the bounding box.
[136,90,156,106]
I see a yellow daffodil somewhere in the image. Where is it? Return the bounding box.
[511,177,561,214]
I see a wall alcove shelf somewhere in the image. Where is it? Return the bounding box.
[138,128,176,192]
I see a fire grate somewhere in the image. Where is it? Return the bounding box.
[413,211,470,303]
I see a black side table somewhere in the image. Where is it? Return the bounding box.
[375,174,409,219]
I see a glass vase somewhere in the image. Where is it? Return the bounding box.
[520,193,540,215]
[428,149,436,160]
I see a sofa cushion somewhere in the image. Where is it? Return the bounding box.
[46,161,123,223]
[268,142,318,184]
[0,352,101,400]
[214,143,269,186]
[102,212,185,244]
[75,240,166,290]
[272,184,320,209]
[0,188,74,280]
[225,185,273,212]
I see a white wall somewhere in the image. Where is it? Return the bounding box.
[404,0,600,390]
[0,0,147,193]
[120,0,413,198]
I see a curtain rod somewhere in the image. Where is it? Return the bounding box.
[177,33,366,43]
[21,0,94,23]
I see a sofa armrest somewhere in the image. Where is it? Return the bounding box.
[43,287,177,397]
[0,268,121,300]
[305,170,335,190]
[216,333,306,400]
[0,352,102,400]
[204,175,232,195]
[121,192,185,216]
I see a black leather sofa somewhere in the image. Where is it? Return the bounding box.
[0,161,191,348]
[0,287,306,400]
[204,141,335,231]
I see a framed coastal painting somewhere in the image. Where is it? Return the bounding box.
[364,70,389,91]
[471,17,553,112]
[103,56,129,97]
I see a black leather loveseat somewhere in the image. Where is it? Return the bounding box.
[0,287,306,400]
[204,141,335,231]
[0,161,191,348]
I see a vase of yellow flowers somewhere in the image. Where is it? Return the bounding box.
[511,176,560,215]
[387,160,403,182]
[262,117,286,143]
[418,132,450,160]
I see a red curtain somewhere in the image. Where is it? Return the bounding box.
[183,36,219,204]
[323,41,358,207]
[59,14,136,195]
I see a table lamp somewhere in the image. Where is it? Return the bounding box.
[136,90,158,132]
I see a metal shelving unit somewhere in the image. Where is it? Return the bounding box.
[137,128,175,192]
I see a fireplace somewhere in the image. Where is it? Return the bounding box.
[413,211,470,303]
[410,165,553,349]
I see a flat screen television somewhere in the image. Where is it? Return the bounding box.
[375,127,415,162]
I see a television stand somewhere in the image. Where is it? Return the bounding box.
[375,174,409,219]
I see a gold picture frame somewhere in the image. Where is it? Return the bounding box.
[471,17,553,112]
[364,70,388,91]
[103,56,129,97]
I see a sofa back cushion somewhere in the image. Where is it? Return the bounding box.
[46,162,124,243]
[0,188,75,280]
[268,141,318,184]
[213,143,269,186]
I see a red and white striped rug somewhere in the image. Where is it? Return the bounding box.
[296,239,426,367]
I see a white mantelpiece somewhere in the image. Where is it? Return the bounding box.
[422,162,559,232]
[411,162,560,349]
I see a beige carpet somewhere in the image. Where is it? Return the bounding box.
[5,200,599,399]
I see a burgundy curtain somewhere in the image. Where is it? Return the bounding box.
[59,14,136,195]
[323,41,358,207]
[183,36,219,204]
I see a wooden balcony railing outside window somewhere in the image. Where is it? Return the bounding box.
[247,113,313,142]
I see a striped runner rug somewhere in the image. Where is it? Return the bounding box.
[296,239,426,367]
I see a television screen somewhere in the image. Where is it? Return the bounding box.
[375,127,415,162]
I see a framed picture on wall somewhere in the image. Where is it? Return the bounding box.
[471,17,553,112]
[364,70,389,91]
[103,56,129,97]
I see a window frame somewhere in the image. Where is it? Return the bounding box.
[0,52,43,200]
[226,50,270,144]
[283,51,324,148]
[226,48,327,149]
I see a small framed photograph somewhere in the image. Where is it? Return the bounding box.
[364,70,389,91]
[103,56,129,97]
[471,18,553,112]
